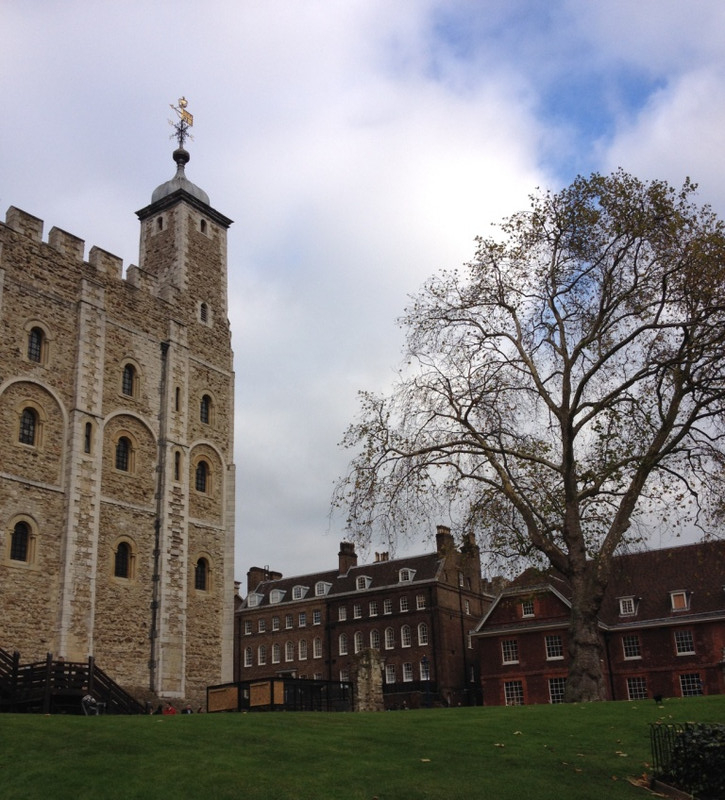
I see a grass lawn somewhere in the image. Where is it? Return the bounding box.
[0,696,722,799]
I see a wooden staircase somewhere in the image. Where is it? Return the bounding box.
[0,647,145,715]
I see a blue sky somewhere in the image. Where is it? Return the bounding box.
[2,0,725,586]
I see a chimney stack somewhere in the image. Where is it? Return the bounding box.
[339,542,358,575]
[436,525,454,557]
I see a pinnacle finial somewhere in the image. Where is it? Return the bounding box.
[169,96,194,149]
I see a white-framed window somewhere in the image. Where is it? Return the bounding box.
[418,622,429,645]
[313,637,322,659]
[670,591,690,612]
[501,639,519,664]
[545,634,564,660]
[258,619,266,633]
[258,645,267,666]
[247,593,261,608]
[401,625,412,648]
[399,568,415,582]
[272,643,281,664]
[627,676,647,700]
[370,630,380,649]
[315,581,331,596]
[384,627,395,650]
[356,575,372,590]
[285,641,294,662]
[244,647,252,667]
[299,640,307,660]
[292,585,308,600]
[272,616,280,631]
[420,659,431,681]
[269,589,285,604]
[369,601,378,616]
[285,614,293,629]
[548,677,566,704]
[383,599,393,615]
[298,612,306,627]
[521,599,535,617]
[385,664,396,684]
[353,603,362,619]
[674,629,695,655]
[619,597,636,616]
[312,610,321,625]
[354,631,363,654]
[504,680,524,706]
[464,599,471,615]
[399,596,409,612]
[338,633,348,655]
[402,663,413,682]
[416,594,426,610]
[622,634,641,659]
[338,606,347,622]
[679,673,703,696]
[244,621,252,635]
[339,668,350,682]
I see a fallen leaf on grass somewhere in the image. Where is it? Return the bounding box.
[420,758,431,763]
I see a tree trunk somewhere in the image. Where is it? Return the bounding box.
[564,575,607,702]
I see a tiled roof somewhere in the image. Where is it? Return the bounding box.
[599,539,725,625]
[245,552,443,608]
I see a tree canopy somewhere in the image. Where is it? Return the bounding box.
[335,170,725,700]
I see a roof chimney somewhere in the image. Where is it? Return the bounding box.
[436,525,454,557]
[339,542,358,575]
[246,565,282,594]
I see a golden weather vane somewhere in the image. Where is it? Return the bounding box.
[169,96,194,149]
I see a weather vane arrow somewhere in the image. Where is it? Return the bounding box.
[169,96,194,149]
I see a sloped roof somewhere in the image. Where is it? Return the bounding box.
[245,552,443,608]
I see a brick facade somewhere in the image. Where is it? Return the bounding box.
[235,526,494,708]
[473,541,725,705]
[0,146,236,705]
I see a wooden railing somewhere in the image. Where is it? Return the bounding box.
[0,649,145,715]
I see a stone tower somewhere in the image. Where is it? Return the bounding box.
[0,114,235,703]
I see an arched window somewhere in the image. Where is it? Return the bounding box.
[195,557,208,591]
[299,640,307,660]
[200,394,211,424]
[19,408,37,445]
[384,627,395,650]
[401,624,412,648]
[272,643,281,664]
[354,631,364,654]
[370,630,380,650]
[195,460,208,493]
[258,645,267,666]
[244,647,253,667]
[115,436,131,471]
[418,622,429,646]
[27,327,44,363]
[114,542,130,577]
[10,522,30,562]
[285,641,294,662]
[122,364,136,397]
[313,638,322,658]
[338,633,348,655]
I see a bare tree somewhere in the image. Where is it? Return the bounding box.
[335,171,725,701]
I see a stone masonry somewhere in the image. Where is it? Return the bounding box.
[0,146,236,706]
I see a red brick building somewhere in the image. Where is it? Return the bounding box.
[234,526,494,708]
[473,541,725,705]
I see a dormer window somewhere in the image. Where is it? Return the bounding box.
[247,593,262,608]
[619,597,637,616]
[292,585,308,600]
[356,576,372,591]
[315,581,331,596]
[521,599,535,617]
[269,589,285,604]
[398,568,415,583]
[670,591,690,612]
